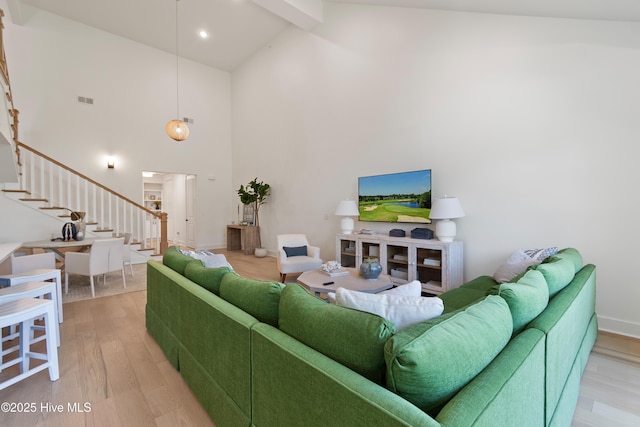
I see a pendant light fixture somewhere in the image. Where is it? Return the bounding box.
[166,0,190,141]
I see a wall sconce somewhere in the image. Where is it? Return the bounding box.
[107,158,115,169]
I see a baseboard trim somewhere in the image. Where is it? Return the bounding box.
[597,315,640,339]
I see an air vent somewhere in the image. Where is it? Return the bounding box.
[183,117,194,124]
[77,96,94,105]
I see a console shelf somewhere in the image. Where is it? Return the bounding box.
[335,233,463,295]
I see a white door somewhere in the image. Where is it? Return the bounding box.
[186,175,197,248]
[164,176,175,242]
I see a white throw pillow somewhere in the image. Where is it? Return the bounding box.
[380,280,422,297]
[178,248,233,269]
[335,287,444,331]
[493,249,541,284]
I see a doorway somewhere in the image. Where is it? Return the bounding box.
[142,171,197,247]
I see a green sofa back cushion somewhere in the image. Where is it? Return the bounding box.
[551,247,583,273]
[162,246,194,275]
[279,283,395,384]
[184,261,232,295]
[534,257,575,298]
[490,269,549,334]
[385,295,512,413]
[219,272,284,327]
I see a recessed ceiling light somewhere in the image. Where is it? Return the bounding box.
[199,30,208,39]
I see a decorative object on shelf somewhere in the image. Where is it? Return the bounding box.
[410,227,434,240]
[429,196,465,242]
[360,258,382,280]
[254,247,268,258]
[149,195,156,200]
[335,200,359,234]
[389,229,406,237]
[166,0,190,142]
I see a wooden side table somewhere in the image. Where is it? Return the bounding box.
[226,225,260,255]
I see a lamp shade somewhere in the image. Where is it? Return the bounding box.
[429,196,465,220]
[335,200,359,216]
[166,119,190,141]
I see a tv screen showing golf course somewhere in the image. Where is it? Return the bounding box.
[358,169,432,223]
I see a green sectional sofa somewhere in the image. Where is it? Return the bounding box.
[146,246,596,427]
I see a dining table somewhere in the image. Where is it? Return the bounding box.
[20,238,96,268]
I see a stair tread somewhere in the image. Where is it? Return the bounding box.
[2,189,30,194]
[19,198,48,202]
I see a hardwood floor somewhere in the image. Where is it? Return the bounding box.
[0,250,638,426]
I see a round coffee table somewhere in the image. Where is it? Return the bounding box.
[297,268,392,297]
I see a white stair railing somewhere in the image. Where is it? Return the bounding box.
[15,142,167,254]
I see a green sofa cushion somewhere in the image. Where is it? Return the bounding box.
[279,283,395,384]
[219,272,284,327]
[439,287,487,313]
[385,295,512,413]
[162,246,194,275]
[490,269,549,334]
[184,261,232,295]
[535,257,575,298]
[551,248,583,273]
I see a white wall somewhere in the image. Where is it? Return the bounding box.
[232,4,640,337]
[0,1,233,249]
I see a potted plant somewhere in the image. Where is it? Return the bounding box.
[237,178,271,227]
[237,178,271,254]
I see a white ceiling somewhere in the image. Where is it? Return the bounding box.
[10,0,640,71]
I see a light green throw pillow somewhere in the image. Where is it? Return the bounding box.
[534,257,575,298]
[279,284,395,384]
[219,272,284,327]
[162,246,194,275]
[551,248,583,273]
[385,295,512,413]
[491,269,549,334]
[184,261,232,295]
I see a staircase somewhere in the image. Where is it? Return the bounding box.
[2,142,167,263]
[0,10,165,262]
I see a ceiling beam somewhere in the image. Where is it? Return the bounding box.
[5,0,23,25]
[252,0,323,30]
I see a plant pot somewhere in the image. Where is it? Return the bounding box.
[254,248,267,258]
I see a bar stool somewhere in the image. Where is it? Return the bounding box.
[0,281,61,347]
[0,298,59,390]
[0,269,63,323]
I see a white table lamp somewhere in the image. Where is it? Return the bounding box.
[335,200,360,234]
[429,196,465,242]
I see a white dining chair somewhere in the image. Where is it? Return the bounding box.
[122,232,134,277]
[65,238,126,298]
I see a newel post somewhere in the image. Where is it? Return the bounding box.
[160,211,168,255]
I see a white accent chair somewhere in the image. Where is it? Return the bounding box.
[276,234,322,282]
[65,238,126,298]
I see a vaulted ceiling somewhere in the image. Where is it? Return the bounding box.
[7,0,640,71]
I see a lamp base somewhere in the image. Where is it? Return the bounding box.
[340,217,355,234]
[435,219,456,242]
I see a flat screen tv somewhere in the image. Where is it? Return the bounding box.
[358,169,432,223]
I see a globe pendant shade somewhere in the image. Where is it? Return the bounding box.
[166,119,190,141]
